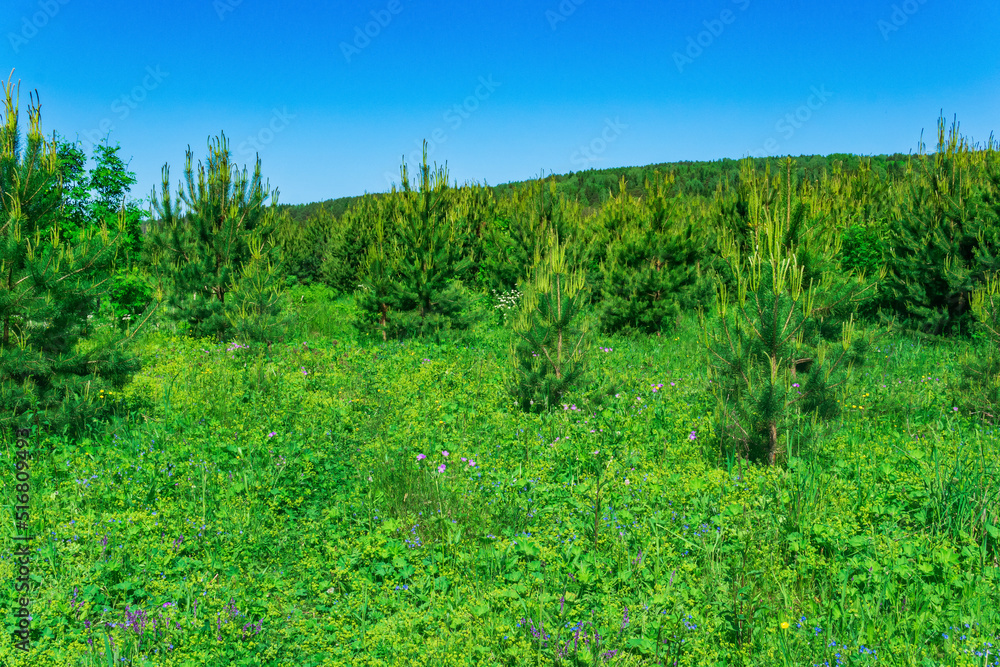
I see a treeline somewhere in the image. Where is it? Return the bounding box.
[280,151,919,222]
[3,74,1000,460]
[270,119,999,338]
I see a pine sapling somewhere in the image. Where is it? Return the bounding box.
[508,230,592,413]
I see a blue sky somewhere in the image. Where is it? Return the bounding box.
[4,0,999,206]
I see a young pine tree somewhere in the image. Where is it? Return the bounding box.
[0,77,154,439]
[508,230,592,413]
[332,194,405,296]
[274,204,358,290]
[356,216,398,341]
[480,177,578,294]
[958,157,1000,421]
[597,174,710,335]
[700,158,877,465]
[450,182,498,290]
[881,116,998,337]
[224,230,298,344]
[961,275,1000,423]
[143,133,289,344]
[367,142,474,340]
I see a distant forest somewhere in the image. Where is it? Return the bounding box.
[278,152,918,222]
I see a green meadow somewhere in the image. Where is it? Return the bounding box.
[3,76,1000,665]
[1,285,997,666]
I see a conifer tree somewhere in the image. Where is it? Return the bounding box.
[224,230,298,344]
[700,158,877,465]
[274,203,359,290]
[480,177,579,294]
[962,274,1000,423]
[326,194,403,295]
[273,205,322,286]
[0,76,155,438]
[959,157,1000,421]
[450,183,498,290]
[143,133,289,344]
[360,142,474,339]
[356,216,397,341]
[881,117,998,336]
[597,174,710,335]
[508,230,592,413]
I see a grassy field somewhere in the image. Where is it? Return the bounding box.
[1,284,998,666]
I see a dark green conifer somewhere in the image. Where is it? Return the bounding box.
[0,77,153,438]
[356,216,397,341]
[597,174,710,335]
[143,133,291,344]
[480,177,578,294]
[881,117,998,336]
[357,142,473,340]
[701,158,877,465]
[962,275,1000,423]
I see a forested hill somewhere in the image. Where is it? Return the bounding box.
[278,152,916,222]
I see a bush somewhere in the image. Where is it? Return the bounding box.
[103,265,157,332]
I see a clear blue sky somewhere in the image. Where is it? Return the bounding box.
[4,0,999,206]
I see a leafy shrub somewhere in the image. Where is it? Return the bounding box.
[102,265,157,332]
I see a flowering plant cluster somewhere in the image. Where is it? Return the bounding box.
[492,288,522,324]
[415,449,477,473]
